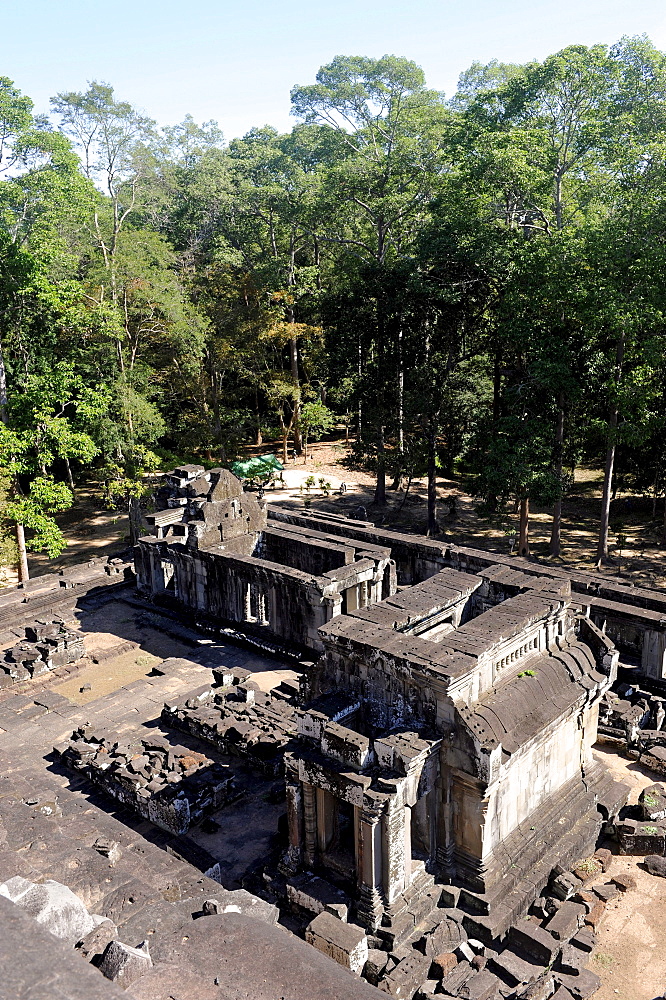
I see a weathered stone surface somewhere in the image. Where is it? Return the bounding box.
[76,917,118,960]
[645,854,666,877]
[99,940,153,987]
[554,968,601,999]
[545,902,586,941]
[0,894,125,999]
[199,888,278,924]
[126,963,221,1000]
[611,872,637,892]
[152,911,384,998]
[583,900,605,931]
[306,911,369,976]
[457,969,501,1000]
[592,882,618,902]
[0,875,96,944]
[508,920,560,964]
[593,848,612,872]
[639,783,666,820]
[431,952,458,978]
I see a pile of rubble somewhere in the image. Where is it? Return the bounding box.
[617,782,666,855]
[162,667,299,775]
[598,682,666,776]
[55,726,237,835]
[1,618,85,686]
[274,848,629,1000]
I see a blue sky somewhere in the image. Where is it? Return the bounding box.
[5,0,666,139]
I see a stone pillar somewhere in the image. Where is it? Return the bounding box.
[356,806,384,931]
[303,781,317,866]
[280,762,304,875]
[257,592,268,625]
[404,805,413,887]
[383,798,407,904]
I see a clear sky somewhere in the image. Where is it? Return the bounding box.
[4,0,666,139]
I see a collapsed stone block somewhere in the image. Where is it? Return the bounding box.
[508,920,560,965]
[378,951,432,998]
[639,783,666,820]
[286,873,349,918]
[0,875,95,945]
[99,939,152,987]
[583,900,605,931]
[76,918,118,961]
[487,948,543,987]
[545,901,586,941]
[551,872,583,901]
[305,911,368,975]
[554,968,601,999]
[430,952,457,978]
[457,968,502,1000]
[364,947,389,985]
[593,848,612,872]
[570,928,595,953]
[645,854,666,877]
[592,883,618,902]
[611,872,637,892]
[559,943,586,975]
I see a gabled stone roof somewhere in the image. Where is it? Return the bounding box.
[460,639,604,755]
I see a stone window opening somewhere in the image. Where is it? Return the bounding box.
[157,560,176,594]
[244,584,269,626]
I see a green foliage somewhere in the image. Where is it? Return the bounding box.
[3,41,666,574]
[3,477,72,557]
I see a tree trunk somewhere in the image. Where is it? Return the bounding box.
[0,337,7,425]
[255,390,262,446]
[373,424,386,506]
[486,346,502,512]
[391,324,404,490]
[662,493,666,547]
[356,333,363,443]
[596,329,626,568]
[209,358,223,462]
[64,457,75,490]
[289,328,302,456]
[16,523,29,583]
[128,496,143,547]
[517,497,530,557]
[549,398,565,557]
[554,169,564,231]
[426,417,439,536]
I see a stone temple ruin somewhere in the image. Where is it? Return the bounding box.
[3,466,666,998]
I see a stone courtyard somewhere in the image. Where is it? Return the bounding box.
[1,468,666,999]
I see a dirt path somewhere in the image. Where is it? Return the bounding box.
[262,440,666,590]
[591,746,666,1000]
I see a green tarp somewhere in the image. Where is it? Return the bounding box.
[230,454,284,482]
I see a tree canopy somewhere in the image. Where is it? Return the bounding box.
[3,37,666,576]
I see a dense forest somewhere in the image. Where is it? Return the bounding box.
[2,36,666,580]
